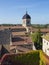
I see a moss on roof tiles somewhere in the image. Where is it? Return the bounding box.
[42,33,49,41]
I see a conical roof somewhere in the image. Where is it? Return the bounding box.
[22,12,31,19]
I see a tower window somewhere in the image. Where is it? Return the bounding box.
[27,21,30,24]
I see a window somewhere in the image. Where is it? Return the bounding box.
[45,49,46,53]
[47,42,48,45]
[44,40,46,43]
[23,21,25,24]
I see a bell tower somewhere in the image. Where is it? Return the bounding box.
[22,11,31,27]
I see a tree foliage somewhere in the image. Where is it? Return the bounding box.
[31,29,42,49]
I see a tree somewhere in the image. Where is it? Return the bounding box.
[31,28,42,50]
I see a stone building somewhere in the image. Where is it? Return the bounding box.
[22,11,31,27]
[42,33,49,56]
[0,29,12,58]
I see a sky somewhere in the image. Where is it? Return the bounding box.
[0,0,49,24]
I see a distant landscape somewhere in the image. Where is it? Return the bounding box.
[0,24,49,28]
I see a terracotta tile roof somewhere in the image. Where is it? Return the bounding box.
[0,25,49,33]
[32,28,49,33]
[16,46,32,52]
[10,45,32,52]
[12,32,27,36]
[12,36,32,45]
[40,29,49,33]
[0,25,25,30]
[10,45,16,50]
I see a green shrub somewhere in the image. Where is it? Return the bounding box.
[2,50,48,65]
[10,51,40,65]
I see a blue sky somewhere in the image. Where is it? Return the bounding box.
[0,0,49,24]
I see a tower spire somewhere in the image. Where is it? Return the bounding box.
[26,11,27,14]
[26,8,28,14]
[22,11,31,27]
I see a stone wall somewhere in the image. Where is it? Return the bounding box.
[0,29,11,57]
[0,29,11,45]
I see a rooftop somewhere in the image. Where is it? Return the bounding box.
[42,33,49,41]
[12,36,32,45]
[12,32,27,36]
[22,12,31,19]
